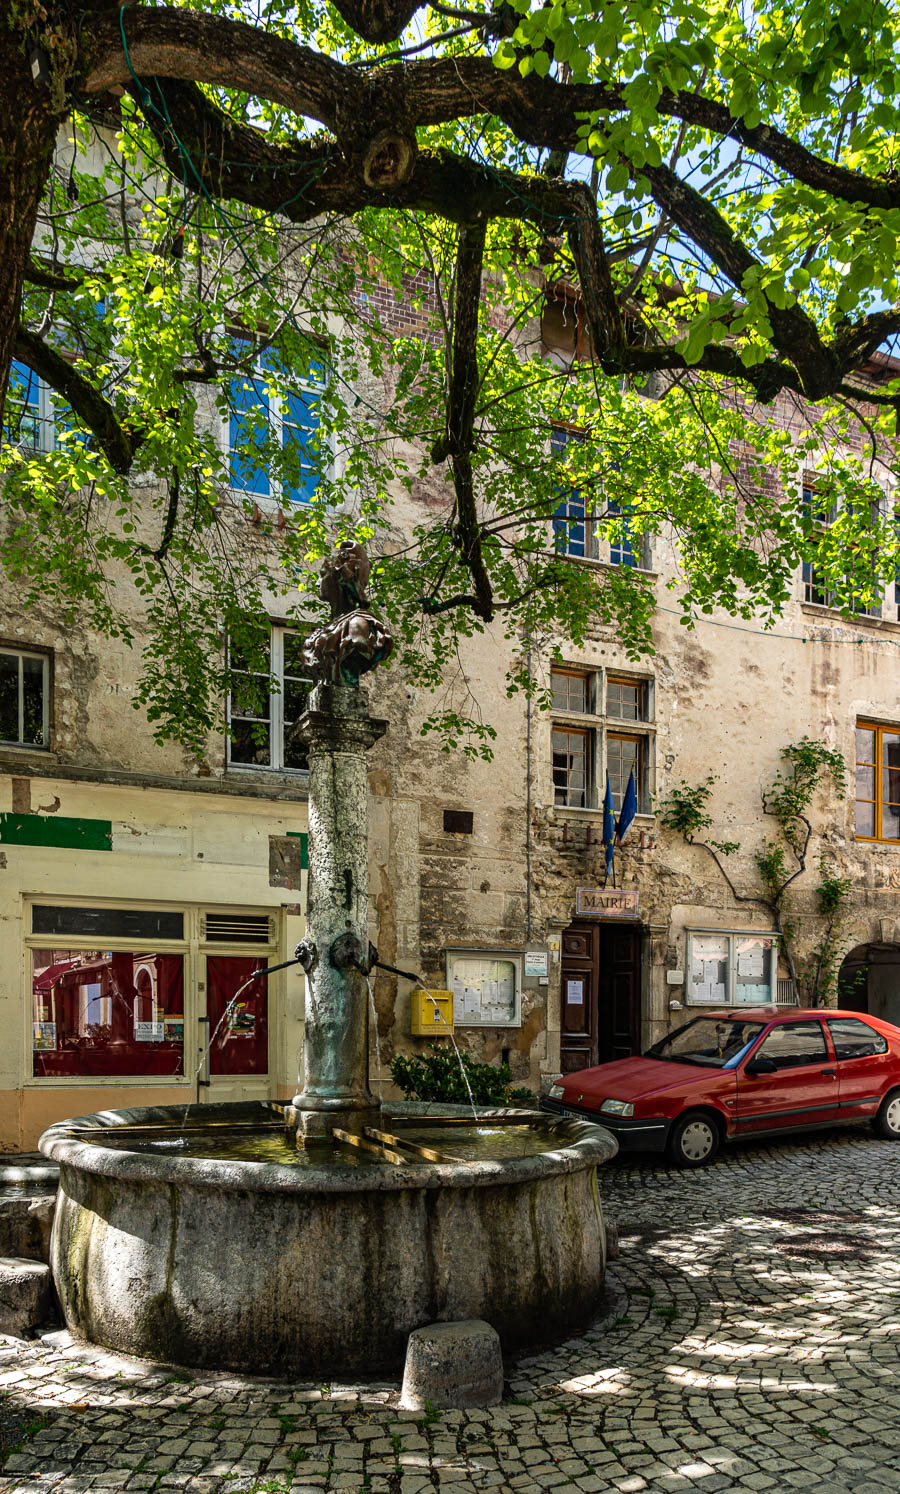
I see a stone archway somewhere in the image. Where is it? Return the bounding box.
[838,943,900,1026]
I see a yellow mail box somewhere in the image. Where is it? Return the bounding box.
[410,988,454,1037]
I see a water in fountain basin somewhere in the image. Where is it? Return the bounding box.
[83,1122,558,1167]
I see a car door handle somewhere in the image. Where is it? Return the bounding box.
[821,1068,836,1077]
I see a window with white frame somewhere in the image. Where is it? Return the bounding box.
[550,428,649,567]
[0,647,49,749]
[802,478,882,617]
[227,626,311,771]
[227,334,326,505]
[686,929,780,1006]
[550,664,653,812]
[2,362,54,453]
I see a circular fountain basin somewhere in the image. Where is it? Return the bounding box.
[40,1101,617,1376]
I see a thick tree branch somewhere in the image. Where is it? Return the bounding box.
[639,161,842,400]
[567,184,625,368]
[79,12,900,213]
[25,256,86,292]
[441,221,493,623]
[14,326,140,474]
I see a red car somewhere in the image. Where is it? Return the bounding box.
[540,1008,900,1167]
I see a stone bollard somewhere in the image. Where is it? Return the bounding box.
[400,1320,504,1410]
[0,1258,53,1337]
[605,1215,620,1261]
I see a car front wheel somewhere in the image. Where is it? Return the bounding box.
[873,1089,900,1139]
[667,1110,720,1168]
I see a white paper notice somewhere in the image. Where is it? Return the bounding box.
[567,980,584,1005]
[464,987,481,1015]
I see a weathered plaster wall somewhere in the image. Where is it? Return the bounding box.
[0,771,308,1150]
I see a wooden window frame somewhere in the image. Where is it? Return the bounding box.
[551,666,591,715]
[552,724,592,808]
[855,719,900,844]
[606,675,648,723]
[607,730,646,813]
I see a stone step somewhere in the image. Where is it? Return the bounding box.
[0,1192,56,1263]
[0,1257,53,1338]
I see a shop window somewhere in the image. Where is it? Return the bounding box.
[686,930,778,1006]
[855,721,900,842]
[207,957,269,1076]
[228,626,311,771]
[0,647,49,749]
[228,335,325,504]
[31,948,185,1077]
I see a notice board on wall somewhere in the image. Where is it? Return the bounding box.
[446,951,521,1027]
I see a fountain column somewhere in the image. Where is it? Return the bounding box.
[285,542,393,1140]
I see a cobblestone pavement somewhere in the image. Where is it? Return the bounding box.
[2,1126,900,1494]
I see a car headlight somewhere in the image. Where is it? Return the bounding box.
[548,1084,565,1099]
[600,1099,634,1117]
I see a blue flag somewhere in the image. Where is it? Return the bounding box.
[616,768,637,846]
[602,772,616,878]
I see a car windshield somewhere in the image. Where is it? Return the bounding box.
[645,1018,766,1069]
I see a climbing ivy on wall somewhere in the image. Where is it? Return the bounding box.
[657,738,851,1006]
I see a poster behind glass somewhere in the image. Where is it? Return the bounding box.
[734,937,773,1004]
[31,949,184,1076]
[689,934,729,1005]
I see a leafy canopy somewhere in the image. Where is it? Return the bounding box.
[3,0,900,752]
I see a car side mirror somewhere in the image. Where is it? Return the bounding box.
[745,1055,777,1076]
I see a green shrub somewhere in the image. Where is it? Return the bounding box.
[390,1044,533,1106]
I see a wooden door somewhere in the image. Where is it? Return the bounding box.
[599,924,642,1062]
[560,921,642,1071]
[560,924,597,1072]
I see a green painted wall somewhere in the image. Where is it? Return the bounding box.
[0,813,113,851]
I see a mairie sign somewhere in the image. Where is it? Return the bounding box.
[576,887,639,917]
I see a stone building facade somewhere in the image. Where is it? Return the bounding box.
[3,252,900,1148]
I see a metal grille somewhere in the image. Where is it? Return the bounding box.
[202,912,275,945]
[776,978,798,1006]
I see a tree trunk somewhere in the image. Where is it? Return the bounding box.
[0,22,60,424]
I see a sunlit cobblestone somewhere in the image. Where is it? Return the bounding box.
[2,1127,900,1492]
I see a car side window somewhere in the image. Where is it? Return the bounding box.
[754,1021,828,1070]
[826,1017,888,1060]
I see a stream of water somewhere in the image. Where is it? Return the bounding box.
[412,973,480,1123]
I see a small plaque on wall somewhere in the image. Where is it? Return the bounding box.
[576,888,639,917]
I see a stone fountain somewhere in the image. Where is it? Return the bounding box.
[40,544,617,1376]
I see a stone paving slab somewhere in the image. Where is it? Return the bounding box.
[1,1127,900,1493]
